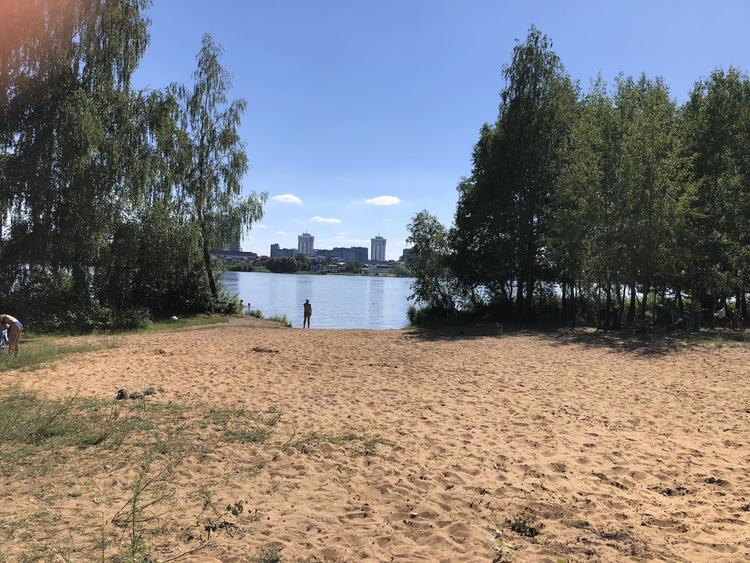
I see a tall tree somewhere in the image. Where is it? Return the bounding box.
[176,34,266,299]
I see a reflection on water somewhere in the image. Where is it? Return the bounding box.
[221,271,414,329]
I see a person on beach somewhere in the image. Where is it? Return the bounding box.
[0,313,23,355]
[303,299,312,328]
[239,299,244,314]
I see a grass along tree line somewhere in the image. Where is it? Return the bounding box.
[408,27,750,329]
[0,0,265,332]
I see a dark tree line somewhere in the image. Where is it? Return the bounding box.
[409,27,750,329]
[0,0,265,331]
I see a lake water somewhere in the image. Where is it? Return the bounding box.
[222,271,415,329]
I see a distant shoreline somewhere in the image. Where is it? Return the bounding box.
[224,268,413,279]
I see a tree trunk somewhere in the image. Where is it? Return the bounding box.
[516,278,524,322]
[690,290,702,331]
[627,285,636,324]
[201,232,218,299]
[676,289,684,317]
[639,285,649,320]
[741,291,747,322]
[652,287,658,319]
[604,285,612,330]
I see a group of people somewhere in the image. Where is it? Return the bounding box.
[238,298,314,329]
[0,313,23,355]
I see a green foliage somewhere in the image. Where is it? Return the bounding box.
[226,261,257,272]
[391,262,412,277]
[0,5,264,332]
[406,211,455,310]
[266,257,300,273]
[174,34,267,298]
[246,308,264,319]
[344,261,364,273]
[294,253,311,271]
[412,26,750,328]
[407,305,447,326]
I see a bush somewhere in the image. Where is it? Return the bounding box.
[266,257,299,273]
[111,307,152,330]
[212,293,241,315]
[246,308,264,319]
[407,304,448,326]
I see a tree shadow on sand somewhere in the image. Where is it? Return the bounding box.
[405,322,748,357]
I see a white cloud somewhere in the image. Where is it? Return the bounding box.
[276,230,288,235]
[271,193,303,205]
[310,216,341,225]
[365,195,400,206]
[254,224,268,229]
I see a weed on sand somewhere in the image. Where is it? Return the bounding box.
[291,431,388,456]
[0,338,116,371]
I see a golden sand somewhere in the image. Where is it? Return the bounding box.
[1,324,749,561]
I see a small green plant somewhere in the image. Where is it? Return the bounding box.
[246,308,264,319]
[269,314,292,328]
[113,463,176,562]
[251,547,282,563]
[292,431,387,456]
[225,428,269,443]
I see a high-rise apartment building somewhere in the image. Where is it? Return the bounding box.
[371,236,386,262]
[270,243,295,258]
[298,232,314,256]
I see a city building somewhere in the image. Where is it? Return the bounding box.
[270,243,295,258]
[371,236,386,262]
[209,239,258,261]
[400,247,413,264]
[333,246,368,263]
[298,232,314,256]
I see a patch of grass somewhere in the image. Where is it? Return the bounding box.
[292,431,387,456]
[268,314,292,328]
[251,547,282,563]
[144,314,229,332]
[0,339,113,371]
[246,308,264,319]
[0,388,155,476]
[225,428,270,444]
[207,405,282,445]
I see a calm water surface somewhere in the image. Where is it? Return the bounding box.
[222,271,415,329]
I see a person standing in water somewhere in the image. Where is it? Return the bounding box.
[0,313,23,355]
[303,299,312,328]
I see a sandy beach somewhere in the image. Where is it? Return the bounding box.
[1,323,749,561]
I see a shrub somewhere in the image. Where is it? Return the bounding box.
[407,304,447,326]
[269,314,292,328]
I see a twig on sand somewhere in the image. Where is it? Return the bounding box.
[160,537,211,562]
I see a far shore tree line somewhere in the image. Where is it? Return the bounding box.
[226,256,412,277]
[408,27,750,330]
[0,0,265,332]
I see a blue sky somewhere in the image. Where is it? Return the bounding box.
[133,0,750,259]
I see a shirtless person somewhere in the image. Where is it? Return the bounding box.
[303,299,312,329]
[0,313,23,355]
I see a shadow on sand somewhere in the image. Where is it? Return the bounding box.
[405,322,748,357]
